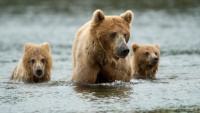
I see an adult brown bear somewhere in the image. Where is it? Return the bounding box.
[71,9,134,85]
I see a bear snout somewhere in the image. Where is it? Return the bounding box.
[115,38,129,58]
[115,44,129,58]
[153,57,158,61]
[34,67,43,77]
[149,56,159,65]
[121,48,130,56]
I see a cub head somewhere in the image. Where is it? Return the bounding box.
[132,44,160,67]
[92,9,134,59]
[22,42,53,78]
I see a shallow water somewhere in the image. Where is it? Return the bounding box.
[1,0,200,113]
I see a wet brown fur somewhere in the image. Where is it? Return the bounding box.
[72,9,134,85]
[131,43,160,79]
[10,42,53,83]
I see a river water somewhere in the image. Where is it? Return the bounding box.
[0,0,200,112]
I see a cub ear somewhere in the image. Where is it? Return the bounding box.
[92,9,105,24]
[120,10,134,24]
[42,42,51,52]
[132,43,140,52]
[154,44,159,49]
[24,42,32,52]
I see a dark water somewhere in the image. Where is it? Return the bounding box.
[0,0,200,112]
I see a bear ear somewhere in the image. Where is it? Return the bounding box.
[41,42,51,52]
[154,44,159,49]
[120,10,134,24]
[132,43,140,52]
[92,9,105,24]
[24,42,32,52]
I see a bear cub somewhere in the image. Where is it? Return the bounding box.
[10,42,53,83]
[131,43,160,79]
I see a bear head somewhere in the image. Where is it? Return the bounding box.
[22,42,53,79]
[92,9,134,60]
[132,43,160,69]
[131,43,160,79]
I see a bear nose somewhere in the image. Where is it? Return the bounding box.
[154,57,158,61]
[121,48,129,55]
[36,69,43,76]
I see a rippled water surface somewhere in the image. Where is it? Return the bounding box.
[1,0,200,112]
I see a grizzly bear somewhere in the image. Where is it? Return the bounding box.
[10,42,53,83]
[131,43,160,79]
[71,9,134,85]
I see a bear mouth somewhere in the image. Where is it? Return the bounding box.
[115,48,129,59]
[149,61,158,66]
[34,74,43,78]
[117,54,127,58]
[115,51,129,59]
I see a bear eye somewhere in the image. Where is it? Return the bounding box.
[31,59,35,64]
[110,32,117,38]
[124,33,127,38]
[41,59,45,63]
[145,52,149,56]
[155,52,158,55]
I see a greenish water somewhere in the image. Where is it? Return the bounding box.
[0,0,200,112]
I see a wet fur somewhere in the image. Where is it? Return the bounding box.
[132,44,160,79]
[10,42,53,83]
[72,10,134,85]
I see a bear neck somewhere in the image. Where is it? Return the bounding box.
[33,74,50,83]
[134,60,158,79]
[22,66,50,83]
[22,73,50,83]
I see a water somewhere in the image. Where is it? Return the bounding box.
[1,0,200,112]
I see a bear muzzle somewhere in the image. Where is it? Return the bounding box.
[149,56,159,65]
[120,47,129,57]
[115,38,129,58]
[34,66,44,77]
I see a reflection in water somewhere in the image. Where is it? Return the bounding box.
[74,84,133,99]
[73,83,133,112]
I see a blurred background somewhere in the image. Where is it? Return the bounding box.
[0,0,200,112]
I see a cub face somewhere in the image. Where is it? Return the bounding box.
[23,42,52,78]
[29,55,46,78]
[132,44,160,67]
